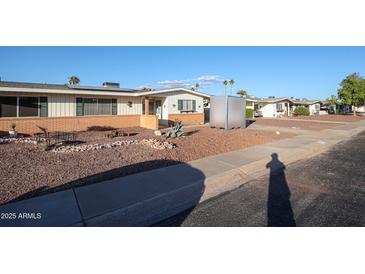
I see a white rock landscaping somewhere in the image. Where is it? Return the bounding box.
[0,137,44,144]
[52,138,176,153]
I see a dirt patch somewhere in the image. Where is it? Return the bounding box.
[254,118,342,130]
[0,126,294,205]
[291,115,365,122]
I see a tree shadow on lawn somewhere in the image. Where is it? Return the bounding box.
[5,159,205,226]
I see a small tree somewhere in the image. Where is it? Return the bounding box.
[223,80,228,95]
[237,89,247,97]
[68,76,80,85]
[245,108,254,118]
[195,83,200,91]
[337,73,365,115]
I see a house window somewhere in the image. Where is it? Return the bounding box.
[98,99,113,115]
[276,103,283,111]
[19,96,39,117]
[0,96,17,117]
[178,99,196,112]
[0,96,47,118]
[76,98,117,116]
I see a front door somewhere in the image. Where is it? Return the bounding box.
[155,100,162,119]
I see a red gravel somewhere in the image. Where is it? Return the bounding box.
[254,118,342,130]
[0,126,294,204]
[290,115,365,122]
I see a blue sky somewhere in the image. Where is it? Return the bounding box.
[0,46,364,99]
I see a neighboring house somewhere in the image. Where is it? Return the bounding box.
[245,96,257,110]
[250,97,321,118]
[0,81,210,134]
[321,101,365,114]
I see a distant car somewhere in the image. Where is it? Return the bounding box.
[254,109,263,117]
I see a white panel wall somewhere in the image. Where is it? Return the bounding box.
[48,94,142,117]
[259,103,275,117]
[162,97,168,120]
[118,97,142,115]
[309,103,320,115]
[162,91,204,114]
[48,94,76,117]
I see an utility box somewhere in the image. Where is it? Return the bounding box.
[209,95,246,129]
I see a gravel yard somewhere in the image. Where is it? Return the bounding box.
[254,118,342,130]
[0,126,294,204]
[290,114,365,122]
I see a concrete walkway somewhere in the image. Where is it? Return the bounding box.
[257,117,348,124]
[1,119,365,227]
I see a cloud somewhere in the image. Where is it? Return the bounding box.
[157,79,192,88]
[195,75,223,86]
[141,75,224,90]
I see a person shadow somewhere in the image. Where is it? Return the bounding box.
[266,153,296,227]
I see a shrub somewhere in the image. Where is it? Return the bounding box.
[294,106,310,116]
[10,123,16,131]
[245,108,254,118]
[165,121,185,139]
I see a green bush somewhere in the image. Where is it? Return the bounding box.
[245,108,254,118]
[294,106,310,116]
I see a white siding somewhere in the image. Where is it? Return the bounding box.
[48,94,76,117]
[118,97,142,115]
[357,105,365,112]
[49,94,142,117]
[162,91,204,114]
[162,97,168,120]
[258,103,275,117]
[309,103,320,115]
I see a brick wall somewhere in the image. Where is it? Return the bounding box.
[168,113,204,125]
[140,115,158,130]
[0,115,141,135]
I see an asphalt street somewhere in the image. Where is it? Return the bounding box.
[156,130,365,226]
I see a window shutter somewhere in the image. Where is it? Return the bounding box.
[192,100,196,111]
[178,100,183,111]
[39,97,48,117]
[76,98,84,116]
[112,99,117,115]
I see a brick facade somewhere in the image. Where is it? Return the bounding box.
[168,113,204,125]
[140,115,158,130]
[0,115,141,135]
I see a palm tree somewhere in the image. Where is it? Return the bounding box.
[327,95,338,105]
[191,87,195,91]
[142,87,152,91]
[229,79,235,94]
[195,83,200,91]
[68,76,80,85]
[236,89,247,97]
[223,80,228,95]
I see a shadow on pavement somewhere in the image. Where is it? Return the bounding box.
[266,153,296,227]
[3,160,205,227]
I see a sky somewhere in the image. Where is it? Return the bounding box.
[1,46,365,100]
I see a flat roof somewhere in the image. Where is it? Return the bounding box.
[0,81,210,98]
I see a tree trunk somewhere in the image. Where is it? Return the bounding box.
[353,105,356,116]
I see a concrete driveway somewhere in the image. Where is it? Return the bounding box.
[156,130,365,226]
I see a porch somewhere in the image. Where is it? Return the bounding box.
[142,96,168,127]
